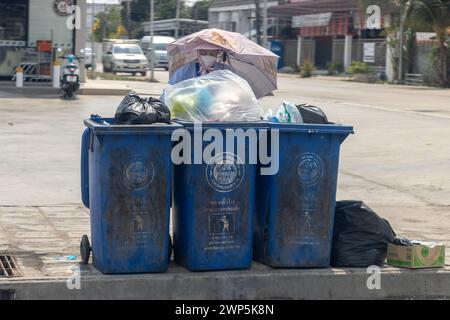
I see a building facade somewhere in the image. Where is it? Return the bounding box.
[0,0,86,80]
[269,0,391,73]
[208,0,280,41]
[143,19,209,38]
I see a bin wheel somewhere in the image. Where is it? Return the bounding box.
[80,235,91,265]
[168,236,173,262]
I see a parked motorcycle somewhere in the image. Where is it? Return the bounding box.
[59,54,82,99]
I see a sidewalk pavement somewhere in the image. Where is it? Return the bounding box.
[0,71,169,97]
[2,72,447,100]
[80,78,168,96]
[1,76,450,299]
[0,205,449,300]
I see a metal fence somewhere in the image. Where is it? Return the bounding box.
[333,38,386,68]
[300,39,315,65]
[274,39,314,68]
[280,39,298,67]
[332,39,345,65]
[352,39,386,68]
[415,41,434,75]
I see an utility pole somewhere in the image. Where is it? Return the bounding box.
[175,0,181,39]
[91,0,96,79]
[262,0,268,48]
[126,0,131,39]
[194,3,198,33]
[149,0,155,82]
[398,5,406,83]
[254,0,262,45]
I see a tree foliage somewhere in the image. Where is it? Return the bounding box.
[93,6,123,42]
[121,0,195,38]
[191,0,210,21]
[407,0,450,86]
[359,0,449,86]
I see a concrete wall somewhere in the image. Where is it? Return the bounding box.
[28,0,74,50]
[208,1,279,38]
[209,9,253,35]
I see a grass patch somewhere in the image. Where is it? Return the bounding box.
[87,71,159,83]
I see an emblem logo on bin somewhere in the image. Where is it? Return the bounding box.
[297,153,324,186]
[122,158,154,190]
[209,213,235,235]
[206,153,244,193]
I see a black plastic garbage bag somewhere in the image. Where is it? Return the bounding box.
[392,236,413,246]
[115,93,171,125]
[296,104,329,124]
[331,200,397,267]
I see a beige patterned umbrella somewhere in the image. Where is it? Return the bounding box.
[167,28,279,99]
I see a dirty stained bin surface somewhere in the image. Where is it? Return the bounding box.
[254,123,354,268]
[173,122,264,271]
[81,117,182,274]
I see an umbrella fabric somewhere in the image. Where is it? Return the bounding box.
[167,28,279,99]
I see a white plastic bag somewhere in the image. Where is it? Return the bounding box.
[163,70,264,122]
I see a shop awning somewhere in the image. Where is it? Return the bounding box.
[292,12,332,28]
[296,12,354,37]
[268,0,359,16]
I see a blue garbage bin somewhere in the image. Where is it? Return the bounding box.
[254,123,353,268]
[270,40,285,70]
[81,117,181,274]
[173,122,263,271]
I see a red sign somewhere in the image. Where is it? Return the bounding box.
[37,40,53,52]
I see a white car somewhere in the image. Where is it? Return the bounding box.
[102,44,149,75]
[141,36,175,71]
[83,48,94,69]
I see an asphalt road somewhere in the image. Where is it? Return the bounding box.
[1,76,449,250]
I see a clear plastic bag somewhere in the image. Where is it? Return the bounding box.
[163,70,264,122]
[265,101,303,123]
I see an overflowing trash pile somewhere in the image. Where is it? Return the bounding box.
[80,28,444,275]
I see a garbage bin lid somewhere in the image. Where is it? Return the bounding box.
[268,123,354,135]
[175,120,269,131]
[84,117,183,135]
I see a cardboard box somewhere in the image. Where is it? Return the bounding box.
[387,243,445,269]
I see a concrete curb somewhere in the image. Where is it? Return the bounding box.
[1,263,449,300]
[0,86,161,97]
[79,88,130,96]
[0,86,59,96]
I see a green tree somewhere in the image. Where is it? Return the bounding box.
[359,0,449,86]
[122,0,192,38]
[93,6,124,42]
[191,0,210,21]
[406,0,449,86]
[155,0,191,20]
